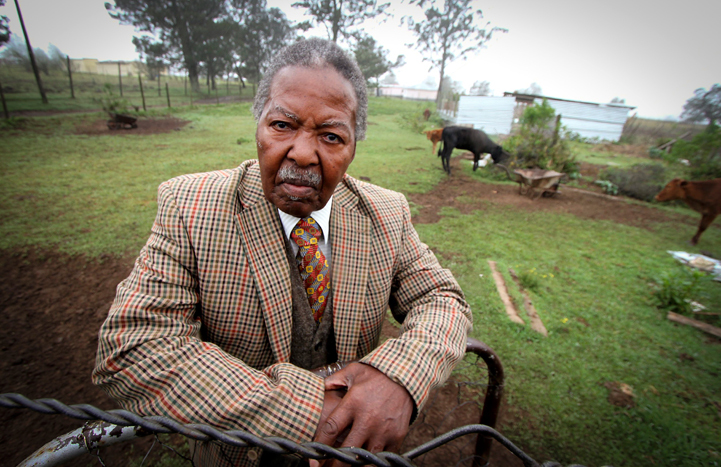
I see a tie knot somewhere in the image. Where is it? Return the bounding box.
[290,217,322,247]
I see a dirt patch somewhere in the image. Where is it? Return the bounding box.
[603,381,636,408]
[74,117,192,136]
[409,155,693,231]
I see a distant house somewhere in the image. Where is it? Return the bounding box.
[378,84,437,101]
[504,92,636,141]
[446,92,636,141]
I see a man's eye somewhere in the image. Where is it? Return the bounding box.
[325,133,342,143]
[272,121,289,129]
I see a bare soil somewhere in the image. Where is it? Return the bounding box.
[0,152,706,467]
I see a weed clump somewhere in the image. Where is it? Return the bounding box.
[599,163,666,202]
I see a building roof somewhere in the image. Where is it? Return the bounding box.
[503,92,636,110]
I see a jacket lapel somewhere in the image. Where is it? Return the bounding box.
[235,164,293,364]
[330,178,371,361]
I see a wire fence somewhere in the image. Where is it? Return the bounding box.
[0,63,256,115]
[0,343,601,467]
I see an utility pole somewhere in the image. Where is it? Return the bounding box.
[13,0,47,104]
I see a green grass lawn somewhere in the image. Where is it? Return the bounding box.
[1,98,719,467]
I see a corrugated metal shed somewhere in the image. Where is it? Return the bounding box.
[505,93,636,141]
[545,100,634,141]
[456,96,516,134]
[451,92,636,141]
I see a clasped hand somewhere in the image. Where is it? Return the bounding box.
[309,363,414,467]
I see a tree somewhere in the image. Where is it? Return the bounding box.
[292,0,390,43]
[380,70,398,85]
[516,82,542,95]
[405,0,505,108]
[469,80,490,96]
[352,34,404,87]
[0,0,9,46]
[106,0,239,92]
[680,84,721,127]
[235,6,296,92]
[132,36,168,80]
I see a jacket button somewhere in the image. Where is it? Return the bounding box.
[247,450,258,461]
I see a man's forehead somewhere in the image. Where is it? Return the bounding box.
[268,104,352,130]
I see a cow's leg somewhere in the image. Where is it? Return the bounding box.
[432,141,438,155]
[691,213,717,245]
[473,153,480,171]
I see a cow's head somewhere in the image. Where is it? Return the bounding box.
[491,146,511,165]
[655,178,687,201]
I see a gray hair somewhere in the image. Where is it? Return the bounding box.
[252,37,368,141]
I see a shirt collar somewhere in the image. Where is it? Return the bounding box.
[278,196,333,244]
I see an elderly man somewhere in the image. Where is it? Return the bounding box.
[93,38,472,467]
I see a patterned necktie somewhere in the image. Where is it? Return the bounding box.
[290,217,330,322]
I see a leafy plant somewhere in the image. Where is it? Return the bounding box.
[594,179,619,195]
[96,83,131,116]
[503,99,578,174]
[669,122,721,179]
[653,268,705,314]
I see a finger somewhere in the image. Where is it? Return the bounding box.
[314,409,353,449]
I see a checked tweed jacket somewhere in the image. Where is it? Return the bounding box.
[94,159,472,465]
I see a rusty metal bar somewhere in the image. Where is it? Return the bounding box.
[18,420,145,467]
[465,337,505,467]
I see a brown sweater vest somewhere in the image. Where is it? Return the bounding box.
[285,238,337,370]
[259,241,337,467]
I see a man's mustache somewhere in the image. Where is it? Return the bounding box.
[278,166,322,187]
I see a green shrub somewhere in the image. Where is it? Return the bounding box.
[599,163,666,201]
[503,99,578,175]
[593,179,619,195]
[669,123,721,179]
[648,147,665,159]
[397,108,444,134]
[653,269,705,314]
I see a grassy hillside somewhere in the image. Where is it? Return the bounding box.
[1,97,719,467]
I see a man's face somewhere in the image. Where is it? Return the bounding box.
[256,65,357,218]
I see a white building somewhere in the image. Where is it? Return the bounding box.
[377,84,437,101]
[447,92,636,141]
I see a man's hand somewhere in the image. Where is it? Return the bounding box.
[310,363,414,467]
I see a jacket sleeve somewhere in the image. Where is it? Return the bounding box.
[92,179,324,443]
[359,194,473,413]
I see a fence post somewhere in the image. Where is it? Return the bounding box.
[184,75,187,96]
[216,86,219,105]
[13,0,48,104]
[0,77,9,119]
[157,75,161,97]
[138,75,146,111]
[117,62,123,97]
[66,56,75,99]
[166,83,171,108]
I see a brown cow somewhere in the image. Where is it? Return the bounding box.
[424,128,443,155]
[655,178,721,245]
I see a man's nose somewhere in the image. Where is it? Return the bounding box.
[288,131,319,167]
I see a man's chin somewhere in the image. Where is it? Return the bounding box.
[272,194,322,218]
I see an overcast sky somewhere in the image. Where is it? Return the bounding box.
[1,0,719,119]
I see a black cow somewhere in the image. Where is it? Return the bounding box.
[437,126,506,174]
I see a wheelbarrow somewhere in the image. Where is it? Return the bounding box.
[513,168,565,199]
[106,113,138,130]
